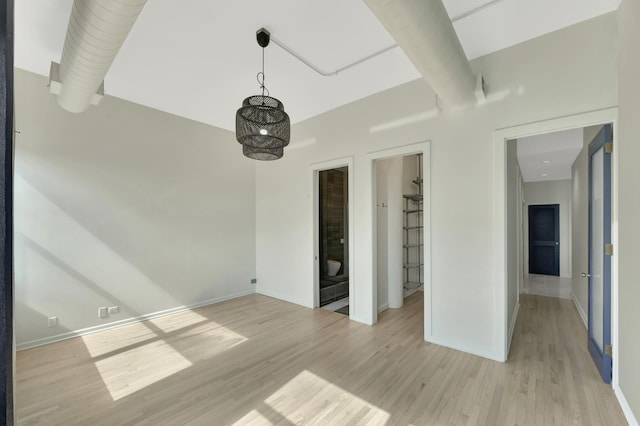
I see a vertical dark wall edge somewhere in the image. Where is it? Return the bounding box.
[0,0,15,423]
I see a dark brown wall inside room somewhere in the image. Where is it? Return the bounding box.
[319,167,347,277]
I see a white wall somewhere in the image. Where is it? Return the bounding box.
[402,155,419,195]
[523,180,573,278]
[255,13,617,360]
[571,125,602,327]
[616,0,640,423]
[385,157,404,309]
[14,69,256,349]
[375,159,391,311]
[506,140,523,346]
[376,156,417,312]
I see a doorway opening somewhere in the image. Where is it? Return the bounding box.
[374,153,424,315]
[366,140,430,334]
[317,167,350,315]
[499,112,617,384]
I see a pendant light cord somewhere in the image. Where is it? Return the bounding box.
[256,47,270,98]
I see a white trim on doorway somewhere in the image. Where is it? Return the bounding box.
[311,157,355,320]
[493,107,620,378]
[366,141,432,341]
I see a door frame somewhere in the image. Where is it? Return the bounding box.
[528,204,560,276]
[493,107,619,379]
[312,157,354,318]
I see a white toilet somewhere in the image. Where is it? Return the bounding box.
[327,260,341,277]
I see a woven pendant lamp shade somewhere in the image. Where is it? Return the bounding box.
[242,144,283,161]
[236,95,290,152]
[235,28,291,161]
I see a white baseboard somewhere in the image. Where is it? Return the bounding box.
[425,334,503,362]
[17,289,256,351]
[255,287,311,308]
[349,315,373,325]
[378,303,389,313]
[615,387,639,426]
[570,290,588,329]
[507,302,520,356]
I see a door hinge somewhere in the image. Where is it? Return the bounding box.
[605,344,613,357]
[605,243,614,256]
[605,142,613,154]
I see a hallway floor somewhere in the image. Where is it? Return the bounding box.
[524,273,572,299]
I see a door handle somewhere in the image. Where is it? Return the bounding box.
[581,272,591,278]
[555,242,559,245]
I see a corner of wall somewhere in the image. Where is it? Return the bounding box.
[507,301,520,356]
[377,303,389,313]
[426,334,506,363]
[256,287,313,309]
[570,290,588,329]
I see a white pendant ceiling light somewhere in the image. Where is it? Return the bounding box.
[235,28,291,161]
[49,0,148,113]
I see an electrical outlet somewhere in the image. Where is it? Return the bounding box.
[48,317,58,328]
[98,307,108,318]
[108,306,119,314]
[251,278,257,284]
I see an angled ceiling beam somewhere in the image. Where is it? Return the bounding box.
[50,0,148,113]
[363,0,483,111]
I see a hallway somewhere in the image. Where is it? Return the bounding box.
[509,294,625,424]
[524,273,573,299]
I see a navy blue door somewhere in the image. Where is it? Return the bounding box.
[528,204,560,276]
[587,124,613,383]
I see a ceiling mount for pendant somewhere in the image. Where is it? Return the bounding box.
[256,28,270,48]
[235,27,290,161]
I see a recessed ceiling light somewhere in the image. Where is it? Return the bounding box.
[542,173,550,177]
[541,160,552,164]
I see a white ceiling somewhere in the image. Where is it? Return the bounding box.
[15,0,620,131]
[517,128,584,182]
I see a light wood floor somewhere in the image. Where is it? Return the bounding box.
[16,293,627,425]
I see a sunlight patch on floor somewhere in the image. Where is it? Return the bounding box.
[148,309,208,333]
[175,323,248,361]
[233,370,390,425]
[94,340,192,401]
[82,322,158,358]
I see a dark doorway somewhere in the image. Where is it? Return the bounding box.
[528,204,560,276]
[318,168,349,312]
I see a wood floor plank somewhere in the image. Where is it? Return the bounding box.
[16,293,628,425]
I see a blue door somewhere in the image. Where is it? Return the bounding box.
[587,124,613,383]
[528,204,560,276]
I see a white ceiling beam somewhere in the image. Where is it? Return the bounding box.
[50,0,148,113]
[363,0,482,111]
